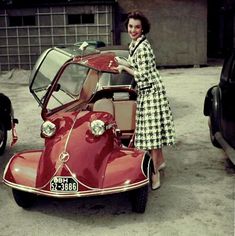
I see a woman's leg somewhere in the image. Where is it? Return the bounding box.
[151,148,165,190]
[151,148,165,170]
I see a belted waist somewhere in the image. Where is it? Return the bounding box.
[137,83,159,95]
[139,83,153,91]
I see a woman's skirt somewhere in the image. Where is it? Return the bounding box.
[135,82,175,150]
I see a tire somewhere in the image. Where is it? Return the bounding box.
[225,157,235,170]
[209,118,221,148]
[130,185,148,213]
[0,122,7,155]
[209,87,222,148]
[12,189,35,209]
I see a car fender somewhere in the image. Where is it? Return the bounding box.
[102,149,151,190]
[3,150,42,189]
[210,86,222,134]
[203,85,218,116]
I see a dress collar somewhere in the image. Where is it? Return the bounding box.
[129,35,146,57]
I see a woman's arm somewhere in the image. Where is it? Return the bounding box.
[115,65,135,76]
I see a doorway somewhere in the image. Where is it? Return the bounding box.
[207,0,234,58]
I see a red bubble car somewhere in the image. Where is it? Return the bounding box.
[3,44,152,213]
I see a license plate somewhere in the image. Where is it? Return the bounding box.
[50,176,78,192]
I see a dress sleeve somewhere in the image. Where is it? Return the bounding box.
[133,45,154,82]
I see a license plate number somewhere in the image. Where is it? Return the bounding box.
[50,176,78,192]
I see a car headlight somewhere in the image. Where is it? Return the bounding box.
[90,120,105,136]
[41,120,56,138]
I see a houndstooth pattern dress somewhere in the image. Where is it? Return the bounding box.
[128,35,175,150]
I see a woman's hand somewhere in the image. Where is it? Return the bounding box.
[111,65,125,73]
[116,65,125,73]
[114,56,130,67]
[111,65,134,76]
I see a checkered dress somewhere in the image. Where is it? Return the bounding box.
[128,35,175,150]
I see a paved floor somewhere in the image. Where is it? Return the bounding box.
[0,66,234,236]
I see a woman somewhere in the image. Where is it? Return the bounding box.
[114,11,175,190]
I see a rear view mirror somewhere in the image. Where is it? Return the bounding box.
[54,83,61,92]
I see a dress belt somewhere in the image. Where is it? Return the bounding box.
[139,84,153,90]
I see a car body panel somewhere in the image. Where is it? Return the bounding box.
[74,52,118,72]
[4,147,148,197]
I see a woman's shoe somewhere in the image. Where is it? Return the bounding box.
[158,162,166,171]
[151,170,160,190]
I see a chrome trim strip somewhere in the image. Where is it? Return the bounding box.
[39,162,65,189]
[64,112,80,151]
[3,178,149,198]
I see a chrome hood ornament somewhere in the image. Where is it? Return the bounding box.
[59,151,70,163]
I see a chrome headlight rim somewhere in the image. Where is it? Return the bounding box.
[41,120,56,138]
[90,119,106,136]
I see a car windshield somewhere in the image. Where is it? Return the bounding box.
[30,49,72,105]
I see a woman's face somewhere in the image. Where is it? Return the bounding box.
[127,18,143,41]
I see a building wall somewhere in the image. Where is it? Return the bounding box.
[0,5,114,70]
[0,0,210,70]
[117,0,208,66]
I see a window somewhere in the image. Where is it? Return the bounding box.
[67,14,95,25]
[23,16,36,26]
[9,15,36,26]
[9,16,21,26]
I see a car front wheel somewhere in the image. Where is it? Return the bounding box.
[12,189,35,209]
[130,185,148,213]
[209,118,221,148]
[0,122,7,155]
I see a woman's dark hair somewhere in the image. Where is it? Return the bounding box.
[124,10,151,34]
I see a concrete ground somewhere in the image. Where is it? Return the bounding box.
[0,66,234,236]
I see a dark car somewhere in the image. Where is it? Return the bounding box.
[204,49,235,165]
[0,93,18,154]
